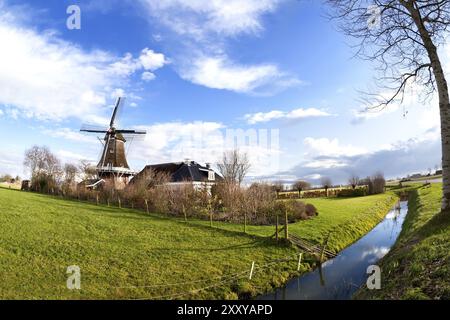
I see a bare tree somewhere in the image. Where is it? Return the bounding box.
[78,160,97,181]
[321,177,333,196]
[23,146,62,192]
[348,175,360,189]
[24,145,48,177]
[372,172,387,194]
[293,180,311,192]
[59,163,78,194]
[272,181,285,193]
[63,163,78,189]
[327,1,450,213]
[217,150,251,185]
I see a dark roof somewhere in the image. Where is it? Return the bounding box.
[133,161,223,183]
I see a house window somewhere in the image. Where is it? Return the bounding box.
[208,171,215,181]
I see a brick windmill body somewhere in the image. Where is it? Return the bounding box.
[81,98,146,190]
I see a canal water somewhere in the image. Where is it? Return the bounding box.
[259,201,408,300]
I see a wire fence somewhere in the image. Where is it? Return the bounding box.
[111,254,306,300]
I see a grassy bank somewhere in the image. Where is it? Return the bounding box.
[0,188,397,299]
[185,193,398,253]
[356,183,450,300]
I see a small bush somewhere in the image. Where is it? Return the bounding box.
[270,200,317,224]
[305,203,318,217]
[337,188,367,197]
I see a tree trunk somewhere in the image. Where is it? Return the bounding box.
[405,1,450,213]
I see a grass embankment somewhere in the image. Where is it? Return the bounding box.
[187,194,398,253]
[356,183,450,300]
[0,187,396,299]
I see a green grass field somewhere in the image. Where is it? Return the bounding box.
[356,183,450,300]
[0,187,396,299]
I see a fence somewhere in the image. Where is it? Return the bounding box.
[113,253,310,300]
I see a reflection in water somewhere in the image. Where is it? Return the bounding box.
[258,201,409,300]
[318,264,325,287]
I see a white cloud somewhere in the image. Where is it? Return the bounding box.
[0,149,23,177]
[304,174,322,180]
[42,128,97,144]
[139,48,167,71]
[303,137,367,158]
[303,159,348,169]
[361,247,390,261]
[245,107,332,124]
[351,106,398,123]
[180,55,297,93]
[57,150,91,163]
[138,0,280,39]
[0,9,167,122]
[111,88,126,99]
[141,71,156,82]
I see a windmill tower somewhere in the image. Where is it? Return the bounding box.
[80,97,146,189]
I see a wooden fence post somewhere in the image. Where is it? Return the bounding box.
[284,209,289,240]
[249,261,255,280]
[244,213,247,233]
[297,253,303,271]
[320,233,331,263]
[275,215,279,242]
[210,212,213,228]
[183,205,187,222]
[96,194,99,206]
[118,197,121,209]
[107,198,110,207]
[145,199,149,214]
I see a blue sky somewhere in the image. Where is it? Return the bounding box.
[0,0,443,184]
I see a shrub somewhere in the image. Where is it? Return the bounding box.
[301,190,328,198]
[337,187,367,197]
[305,203,318,217]
[270,200,317,224]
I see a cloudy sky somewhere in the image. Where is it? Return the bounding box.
[0,0,443,184]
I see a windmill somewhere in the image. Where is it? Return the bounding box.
[80,97,146,189]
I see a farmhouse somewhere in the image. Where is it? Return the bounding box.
[131,160,223,191]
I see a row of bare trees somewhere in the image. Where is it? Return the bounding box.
[23,146,97,193]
